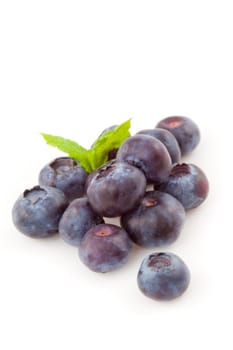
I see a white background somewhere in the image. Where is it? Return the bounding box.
[0,1,232,349]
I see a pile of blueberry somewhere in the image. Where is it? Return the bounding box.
[12,116,209,301]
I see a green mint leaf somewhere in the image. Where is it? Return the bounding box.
[91,119,131,169]
[41,119,131,173]
[41,133,92,173]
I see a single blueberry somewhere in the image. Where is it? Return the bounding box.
[78,224,133,272]
[87,161,147,217]
[39,157,88,202]
[12,186,68,238]
[154,163,209,210]
[121,191,185,247]
[137,252,190,301]
[117,134,172,184]
[156,116,200,156]
[137,128,181,164]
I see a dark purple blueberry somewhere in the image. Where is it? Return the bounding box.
[116,134,172,184]
[121,191,185,247]
[137,128,181,164]
[12,186,68,238]
[87,161,146,217]
[39,157,88,202]
[59,198,104,246]
[137,252,190,301]
[156,116,200,156]
[155,163,209,210]
[78,224,132,272]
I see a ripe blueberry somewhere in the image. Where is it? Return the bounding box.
[137,252,190,301]
[12,186,68,238]
[156,116,200,156]
[87,161,146,217]
[39,157,88,202]
[137,128,181,164]
[121,191,185,247]
[155,163,209,210]
[78,224,132,272]
[117,134,172,184]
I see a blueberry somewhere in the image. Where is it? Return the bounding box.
[155,163,209,210]
[59,197,104,246]
[116,134,172,184]
[87,161,147,217]
[39,157,88,202]
[137,128,181,164]
[12,186,68,238]
[156,116,200,156]
[78,224,133,272]
[121,191,185,247]
[137,252,190,301]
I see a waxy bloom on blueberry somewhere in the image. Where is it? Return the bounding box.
[78,224,133,273]
[117,134,172,184]
[121,191,185,247]
[137,252,190,301]
[59,198,104,246]
[155,163,209,210]
[137,128,181,164]
[87,161,146,217]
[12,186,68,238]
[156,116,200,156]
[39,157,88,202]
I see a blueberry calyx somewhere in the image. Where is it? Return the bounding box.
[171,163,190,176]
[23,186,46,204]
[50,157,77,174]
[148,253,171,269]
[95,160,117,180]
